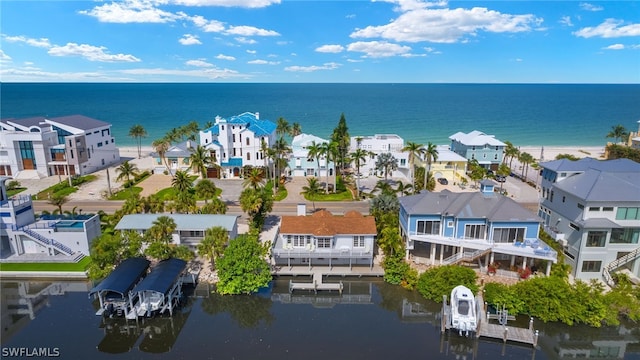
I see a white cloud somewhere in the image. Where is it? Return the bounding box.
[79,0,180,23]
[378,0,448,12]
[579,3,603,12]
[179,34,202,45]
[315,44,345,53]
[246,50,257,54]
[284,62,341,72]
[186,59,213,67]
[347,59,363,63]
[559,16,573,27]
[190,15,226,32]
[0,67,117,82]
[632,44,640,50]
[351,7,542,43]
[347,41,411,58]
[171,0,280,7]
[235,37,257,44]
[248,59,280,65]
[119,67,245,80]
[3,35,52,48]
[0,50,11,62]
[225,25,280,37]
[216,54,236,61]
[574,19,640,38]
[48,43,141,62]
[603,44,625,50]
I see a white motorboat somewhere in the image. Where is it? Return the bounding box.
[450,285,477,336]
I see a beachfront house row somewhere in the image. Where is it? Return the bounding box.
[0,115,120,179]
[115,214,238,249]
[273,208,377,268]
[449,130,505,171]
[0,178,100,261]
[199,112,277,178]
[287,133,336,178]
[150,140,194,175]
[399,182,557,275]
[350,134,410,180]
[538,158,640,283]
[424,145,468,184]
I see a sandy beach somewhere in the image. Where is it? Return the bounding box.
[516,145,605,162]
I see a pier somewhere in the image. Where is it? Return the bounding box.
[289,272,343,294]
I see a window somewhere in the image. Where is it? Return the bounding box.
[447,221,454,228]
[353,236,365,248]
[101,129,110,137]
[400,159,406,166]
[560,172,567,177]
[577,203,584,210]
[97,142,103,147]
[465,224,486,239]
[586,231,607,247]
[246,138,250,146]
[232,134,236,142]
[569,223,580,231]
[616,207,640,220]
[492,228,525,243]
[471,154,475,160]
[494,154,498,160]
[589,207,600,211]
[562,196,566,203]
[246,153,250,160]
[221,125,224,130]
[581,261,602,273]
[610,228,640,244]
[550,191,554,202]
[603,207,613,212]
[290,235,308,248]
[317,237,332,248]
[417,220,440,235]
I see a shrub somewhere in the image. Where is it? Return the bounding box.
[6,180,21,191]
[416,265,478,303]
[518,267,532,279]
[382,252,410,286]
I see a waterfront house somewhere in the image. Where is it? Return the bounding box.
[287,133,335,178]
[114,214,238,249]
[449,130,505,171]
[0,115,120,179]
[350,134,410,180]
[538,158,640,283]
[0,178,100,261]
[273,207,377,268]
[150,140,194,175]
[426,145,468,184]
[399,182,557,275]
[199,112,276,178]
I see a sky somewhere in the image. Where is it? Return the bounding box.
[0,0,639,83]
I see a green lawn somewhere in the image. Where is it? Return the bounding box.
[304,190,353,201]
[36,175,97,200]
[109,186,143,200]
[7,188,26,197]
[0,256,91,272]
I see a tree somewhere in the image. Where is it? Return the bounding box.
[556,153,579,161]
[375,152,398,181]
[402,141,425,192]
[115,160,139,191]
[331,113,350,172]
[200,198,227,214]
[48,193,68,214]
[195,179,217,204]
[496,163,511,192]
[197,226,229,269]
[128,124,147,159]
[290,122,302,137]
[349,148,369,199]
[243,167,266,190]
[519,152,535,179]
[503,141,520,171]
[188,145,213,178]
[319,141,338,192]
[172,170,193,194]
[417,265,479,303]
[423,142,438,191]
[272,137,290,189]
[152,137,172,175]
[301,177,322,211]
[216,231,272,295]
[144,215,177,260]
[370,192,400,214]
[606,124,629,144]
[87,230,143,280]
[276,117,290,140]
[467,159,486,188]
[239,187,274,230]
[306,141,323,177]
[395,181,413,196]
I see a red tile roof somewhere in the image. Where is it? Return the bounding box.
[280,210,376,236]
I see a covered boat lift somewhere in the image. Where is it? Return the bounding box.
[127,258,187,319]
[89,257,151,317]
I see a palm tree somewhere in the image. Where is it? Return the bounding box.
[128,124,147,159]
[402,141,425,191]
[301,177,322,211]
[115,161,139,190]
[519,152,535,180]
[606,124,629,144]
[48,193,68,215]
[373,180,395,196]
[276,117,290,140]
[306,141,323,177]
[188,145,213,178]
[395,181,413,196]
[272,137,290,189]
[290,122,302,137]
[172,170,193,194]
[243,167,266,190]
[350,148,368,200]
[319,141,338,193]
[375,152,398,182]
[195,179,217,204]
[152,137,172,175]
[182,120,200,141]
[147,215,177,244]
[423,142,438,190]
[496,163,511,193]
[198,226,229,270]
[504,141,520,171]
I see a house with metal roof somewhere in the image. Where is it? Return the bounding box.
[273,208,377,268]
[538,158,640,283]
[199,112,276,178]
[0,115,119,179]
[288,133,335,178]
[449,130,505,171]
[128,258,187,318]
[149,140,195,175]
[115,214,238,249]
[349,134,410,180]
[399,182,557,275]
[427,145,469,184]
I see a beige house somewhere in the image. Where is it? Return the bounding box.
[417,145,468,184]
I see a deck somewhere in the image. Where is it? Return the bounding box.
[289,272,344,294]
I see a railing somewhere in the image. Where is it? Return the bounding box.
[603,247,640,287]
[0,195,33,208]
[442,248,491,266]
[272,247,372,258]
[20,228,74,255]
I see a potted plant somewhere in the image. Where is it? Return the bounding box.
[518,267,532,280]
[488,262,498,275]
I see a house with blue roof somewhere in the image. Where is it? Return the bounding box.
[199,112,276,178]
[149,140,195,174]
[399,182,557,276]
[538,158,640,283]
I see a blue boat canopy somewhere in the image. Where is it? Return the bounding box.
[89,258,150,297]
[132,258,187,295]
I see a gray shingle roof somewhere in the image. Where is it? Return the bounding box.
[540,158,640,173]
[554,169,640,202]
[115,214,238,231]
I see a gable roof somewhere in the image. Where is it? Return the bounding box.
[449,130,506,147]
[222,112,276,137]
[291,133,329,157]
[150,140,194,158]
[554,169,640,202]
[280,210,376,236]
[399,190,539,222]
[540,157,640,173]
[115,214,238,231]
[131,258,186,295]
[88,257,150,297]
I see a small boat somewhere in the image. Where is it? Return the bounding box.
[450,285,477,336]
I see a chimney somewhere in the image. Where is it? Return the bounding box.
[255,112,260,120]
[297,203,306,216]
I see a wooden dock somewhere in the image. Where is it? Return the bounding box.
[289,272,343,294]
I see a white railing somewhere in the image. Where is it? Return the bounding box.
[603,247,640,287]
[442,248,491,265]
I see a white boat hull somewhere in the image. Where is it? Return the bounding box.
[450,285,477,336]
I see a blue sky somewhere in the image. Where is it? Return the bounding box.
[1,0,638,83]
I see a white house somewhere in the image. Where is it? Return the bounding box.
[350,134,410,180]
[0,115,120,179]
[538,158,640,283]
[199,112,276,178]
[287,133,335,178]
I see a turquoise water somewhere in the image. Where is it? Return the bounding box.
[1,83,639,147]
[55,221,83,228]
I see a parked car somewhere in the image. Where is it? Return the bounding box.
[495,175,506,182]
[437,178,448,185]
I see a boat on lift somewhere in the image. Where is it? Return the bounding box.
[450,285,478,336]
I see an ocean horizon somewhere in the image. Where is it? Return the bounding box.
[2,83,639,147]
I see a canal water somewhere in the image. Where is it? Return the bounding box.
[1,279,638,359]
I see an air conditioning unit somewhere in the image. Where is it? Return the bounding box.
[558,238,568,248]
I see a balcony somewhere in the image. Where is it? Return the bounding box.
[543,226,565,241]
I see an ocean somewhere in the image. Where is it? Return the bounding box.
[1,83,639,147]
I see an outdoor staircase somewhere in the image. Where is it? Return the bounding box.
[603,247,640,287]
[20,227,74,256]
[442,248,492,266]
